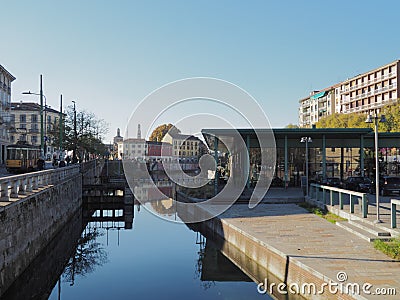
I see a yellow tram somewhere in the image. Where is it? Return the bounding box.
[6,142,42,173]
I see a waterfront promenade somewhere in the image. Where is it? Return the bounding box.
[193,188,400,300]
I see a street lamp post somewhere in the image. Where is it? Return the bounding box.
[300,136,312,196]
[72,100,77,163]
[365,111,386,223]
[22,75,46,157]
[59,94,63,161]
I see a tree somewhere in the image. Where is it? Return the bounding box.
[285,123,299,128]
[315,100,400,132]
[47,105,109,159]
[382,101,400,132]
[149,123,180,142]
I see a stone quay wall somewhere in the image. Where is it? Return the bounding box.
[0,166,82,296]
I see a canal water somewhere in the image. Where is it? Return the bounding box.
[4,202,271,299]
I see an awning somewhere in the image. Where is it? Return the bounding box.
[310,91,327,100]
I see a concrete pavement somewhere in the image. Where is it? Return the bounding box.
[194,187,400,299]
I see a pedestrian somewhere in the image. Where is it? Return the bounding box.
[52,153,58,167]
[66,156,71,165]
[37,157,45,171]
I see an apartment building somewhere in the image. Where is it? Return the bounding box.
[10,102,61,159]
[299,60,400,127]
[162,132,205,162]
[299,85,337,127]
[0,64,15,163]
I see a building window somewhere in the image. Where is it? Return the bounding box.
[31,114,38,123]
[10,135,14,142]
[30,123,38,132]
[31,135,37,144]
[20,114,26,123]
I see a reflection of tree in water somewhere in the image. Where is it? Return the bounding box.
[194,233,215,290]
[63,226,108,285]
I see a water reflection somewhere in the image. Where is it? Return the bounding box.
[3,183,271,300]
[62,226,108,286]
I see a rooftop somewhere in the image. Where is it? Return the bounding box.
[11,102,60,114]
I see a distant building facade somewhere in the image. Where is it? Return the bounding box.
[162,132,205,162]
[0,64,15,163]
[146,141,173,171]
[10,102,61,159]
[118,138,147,160]
[299,60,400,127]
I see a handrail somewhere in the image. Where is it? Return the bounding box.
[309,183,369,218]
[0,165,80,203]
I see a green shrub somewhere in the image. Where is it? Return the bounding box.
[373,239,400,260]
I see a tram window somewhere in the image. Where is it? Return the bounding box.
[21,149,27,160]
[16,149,22,160]
[7,149,16,160]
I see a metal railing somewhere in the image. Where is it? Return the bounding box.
[0,165,80,202]
[309,183,369,218]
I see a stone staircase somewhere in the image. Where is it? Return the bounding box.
[336,219,393,242]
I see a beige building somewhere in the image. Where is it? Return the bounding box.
[0,64,15,163]
[162,132,205,162]
[299,60,400,127]
[10,102,61,159]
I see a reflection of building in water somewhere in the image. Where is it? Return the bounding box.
[132,179,174,201]
[194,235,252,282]
[149,198,176,217]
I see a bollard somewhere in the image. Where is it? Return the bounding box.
[392,202,397,229]
[362,194,368,218]
[350,194,354,214]
[391,200,400,229]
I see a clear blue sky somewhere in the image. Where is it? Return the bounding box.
[1,0,400,142]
